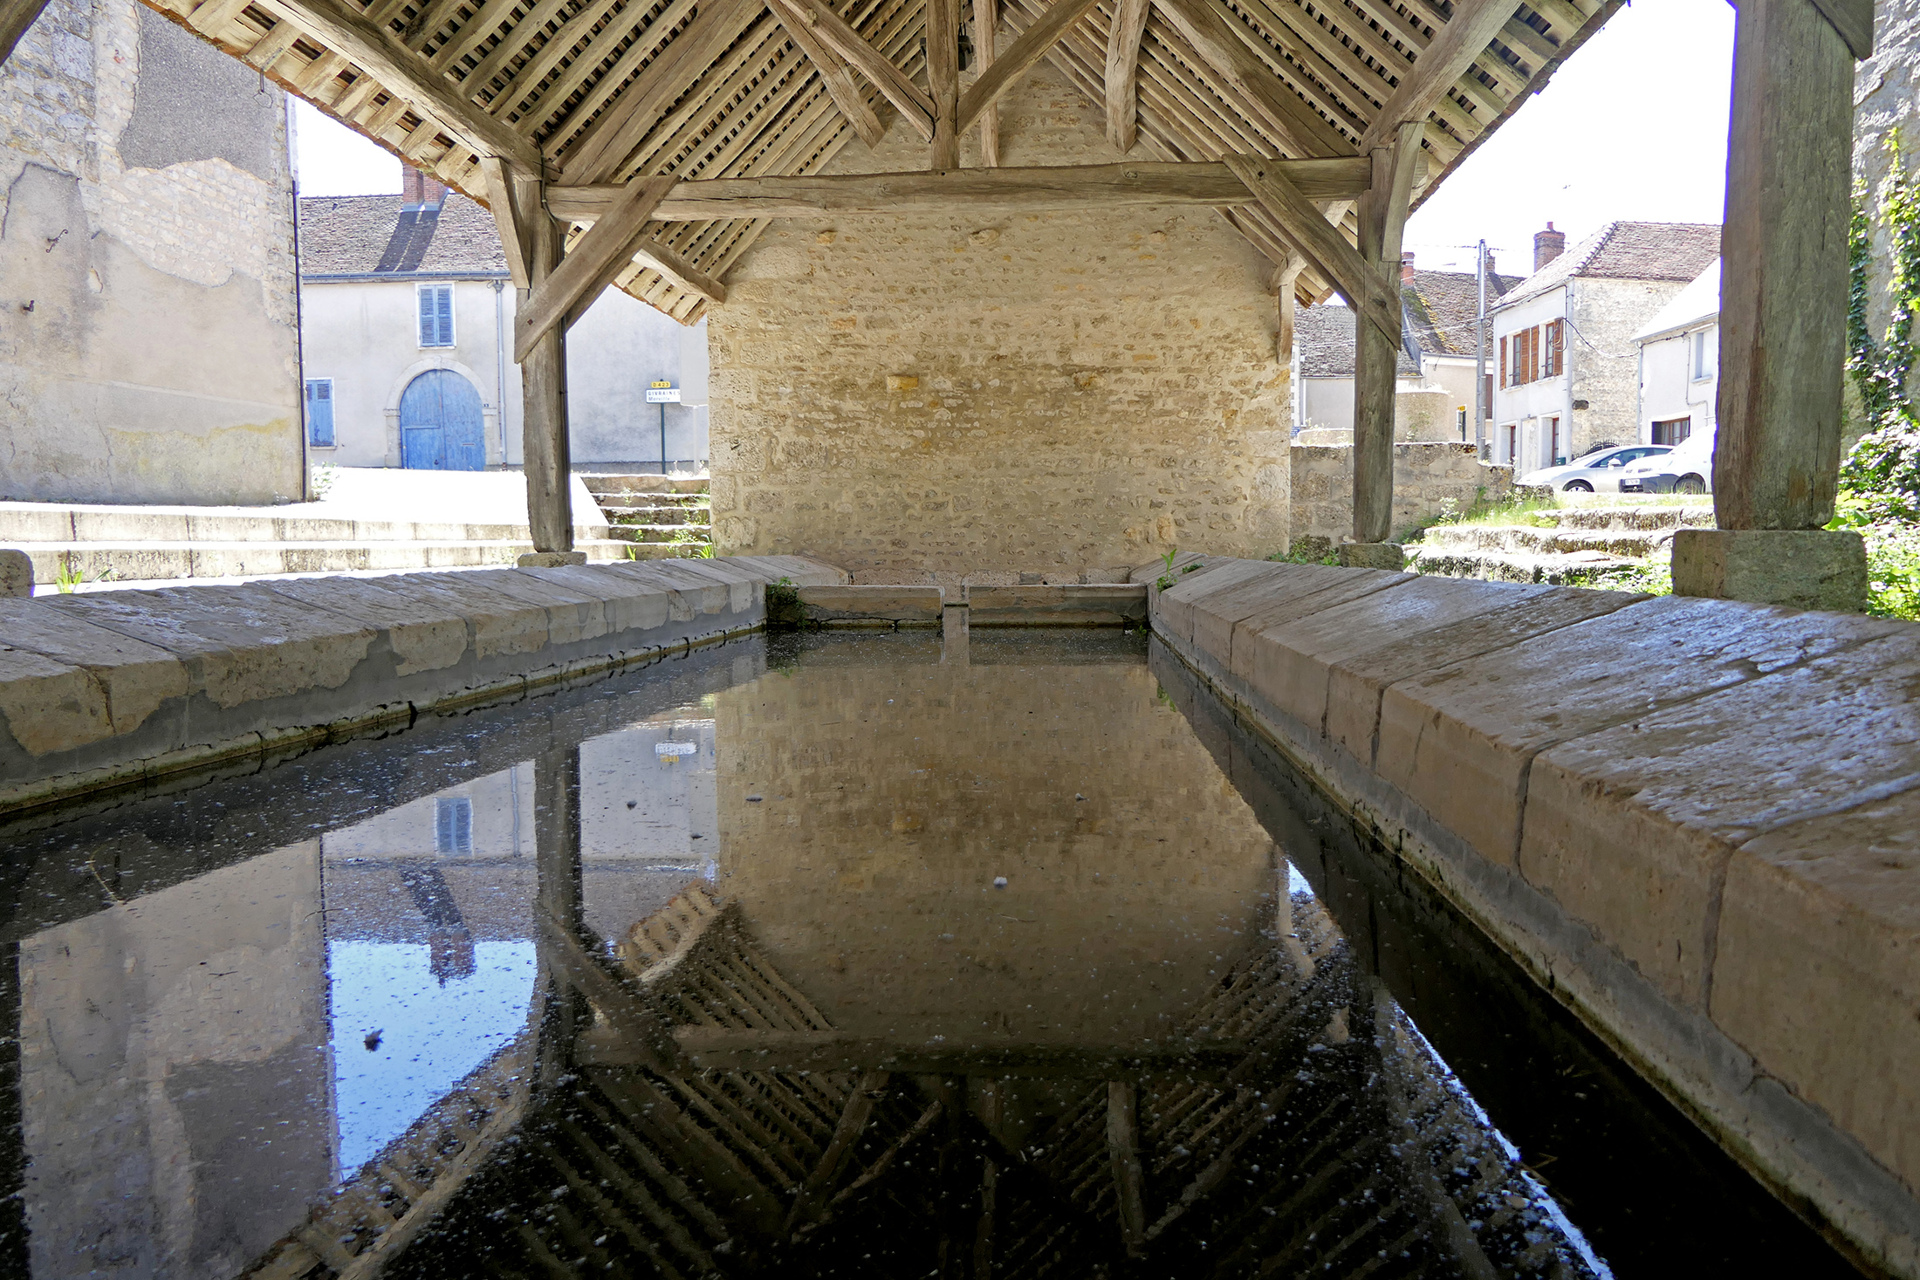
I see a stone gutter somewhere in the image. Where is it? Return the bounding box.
[0,556,846,818]
[1135,554,1920,1279]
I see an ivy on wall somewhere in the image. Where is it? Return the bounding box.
[1843,132,1920,522]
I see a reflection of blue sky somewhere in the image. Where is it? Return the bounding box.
[328,940,537,1178]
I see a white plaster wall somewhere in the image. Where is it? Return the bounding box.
[1639,324,1718,443]
[1491,286,1572,471]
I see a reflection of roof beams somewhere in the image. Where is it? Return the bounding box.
[663,1028,1252,1079]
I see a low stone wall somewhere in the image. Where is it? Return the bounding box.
[1148,558,1920,1278]
[1291,443,1512,547]
[0,556,845,815]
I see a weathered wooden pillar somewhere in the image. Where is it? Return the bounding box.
[1671,0,1872,609]
[1339,123,1422,570]
[534,745,583,932]
[928,0,961,168]
[519,198,579,564]
[1273,255,1304,366]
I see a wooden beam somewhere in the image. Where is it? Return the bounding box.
[251,0,541,172]
[1152,0,1349,157]
[1103,0,1149,151]
[626,238,729,306]
[974,0,1000,165]
[1351,122,1423,546]
[786,0,935,142]
[0,0,49,67]
[1107,1082,1147,1258]
[785,1071,891,1233]
[516,176,675,362]
[542,912,683,1070]
[1357,0,1515,154]
[1222,154,1396,344]
[1273,251,1304,364]
[548,157,1370,221]
[667,1028,1250,1077]
[928,0,961,166]
[957,0,1101,134]
[765,0,885,147]
[1809,0,1874,57]
[478,156,534,290]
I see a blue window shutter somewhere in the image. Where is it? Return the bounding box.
[305,379,335,447]
[435,285,453,345]
[418,288,434,345]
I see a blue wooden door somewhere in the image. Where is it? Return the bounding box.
[399,370,486,470]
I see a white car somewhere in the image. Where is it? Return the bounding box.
[1621,433,1715,494]
[1518,445,1674,493]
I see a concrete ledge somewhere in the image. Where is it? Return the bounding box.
[1150,557,1920,1277]
[966,584,1147,627]
[0,555,846,816]
[786,585,946,627]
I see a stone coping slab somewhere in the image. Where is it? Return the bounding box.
[1149,556,1920,1278]
[0,556,845,816]
[788,586,947,626]
[966,585,1147,627]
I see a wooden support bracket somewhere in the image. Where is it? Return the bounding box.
[516,175,676,362]
[785,0,936,141]
[765,0,886,146]
[1223,154,1398,345]
[1357,0,1515,155]
[1104,0,1150,152]
[957,0,1103,134]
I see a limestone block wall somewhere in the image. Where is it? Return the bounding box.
[706,57,1290,583]
[1151,558,1920,1278]
[0,0,302,504]
[1567,276,1685,456]
[1854,0,1920,431]
[1290,442,1513,545]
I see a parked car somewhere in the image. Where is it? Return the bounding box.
[1621,432,1714,494]
[1517,444,1673,493]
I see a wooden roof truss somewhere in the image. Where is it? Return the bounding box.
[11,0,1624,331]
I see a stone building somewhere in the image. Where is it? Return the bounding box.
[1633,258,1720,448]
[0,0,303,504]
[299,169,711,473]
[1491,221,1721,474]
[707,59,1293,583]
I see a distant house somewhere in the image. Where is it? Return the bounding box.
[1633,259,1720,448]
[298,170,710,473]
[1294,256,1519,442]
[1491,221,1721,473]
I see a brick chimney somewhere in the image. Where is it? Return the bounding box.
[402,166,447,210]
[1401,251,1415,284]
[1534,222,1566,272]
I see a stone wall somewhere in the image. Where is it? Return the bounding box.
[1568,276,1684,456]
[0,0,302,504]
[707,55,1290,583]
[1854,0,1920,435]
[1290,442,1513,546]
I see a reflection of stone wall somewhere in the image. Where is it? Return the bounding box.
[712,653,1277,1047]
[708,56,1290,581]
[19,842,329,1279]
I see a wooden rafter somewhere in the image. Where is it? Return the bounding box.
[766,0,887,146]
[1103,0,1149,151]
[1152,0,1351,157]
[956,0,1102,133]
[1358,0,1516,154]
[784,0,936,140]
[546,157,1371,220]
[974,0,1001,164]
[251,0,541,170]
[1223,152,1397,342]
[626,239,730,304]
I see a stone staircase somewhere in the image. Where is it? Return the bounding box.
[1408,502,1714,584]
[582,474,712,558]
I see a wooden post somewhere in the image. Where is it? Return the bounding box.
[1671,0,1871,610]
[973,0,999,166]
[519,189,577,560]
[534,746,583,931]
[928,0,961,167]
[1107,1080,1147,1256]
[1345,124,1421,562]
[1274,255,1304,366]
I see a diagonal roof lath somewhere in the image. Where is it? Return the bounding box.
[150,0,1622,322]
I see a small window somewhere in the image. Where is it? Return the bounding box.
[1691,329,1714,380]
[418,283,455,348]
[1545,319,1566,378]
[305,378,335,448]
[1653,417,1693,446]
[435,797,473,853]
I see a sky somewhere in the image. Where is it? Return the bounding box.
[290,0,1737,279]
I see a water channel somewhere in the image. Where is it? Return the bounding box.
[0,629,1859,1278]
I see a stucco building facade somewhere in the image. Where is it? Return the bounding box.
[0,0,303,504]
[1633,259,1720,449]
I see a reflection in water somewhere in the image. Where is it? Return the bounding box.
[0,631,1853,1278]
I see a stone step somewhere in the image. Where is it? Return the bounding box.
[580,474,710,496]
[12,538,660,587]
[607,525,716,544]
[602,506,712,524]
[1535,504,1714,532]
[1419,524,1676,558]
[1406,545,1645,586]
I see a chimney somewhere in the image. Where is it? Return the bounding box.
[402,166,447,210]
[1401,251,1415,285]
[1534,222,1566,272]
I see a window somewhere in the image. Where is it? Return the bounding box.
[1545,319,1565,378]
[435,797,473,853]
[418,283,455,347]
[1691,328,1714,380]
[1499,335,1508,388]
[1504,423,1518,463]
[1653,417,1692,446]
[304,378,334,448]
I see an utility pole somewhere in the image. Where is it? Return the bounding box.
[1474,239,1488,459]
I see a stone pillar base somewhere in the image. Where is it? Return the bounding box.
[1335,542,1406,571]
[1670,529,1867,612]
[518,551,589,568]
[0,549,30,598]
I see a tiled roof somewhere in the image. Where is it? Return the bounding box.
[1496,221,1722,310]
[1402,268,1523,359]
[299,193,507,278]
[1297,305,1419,379]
